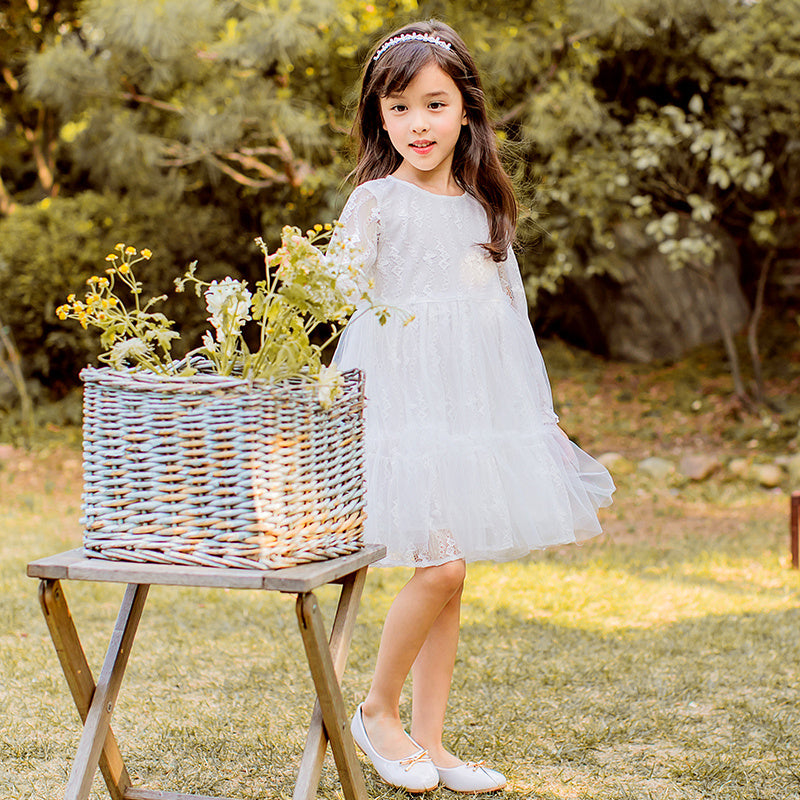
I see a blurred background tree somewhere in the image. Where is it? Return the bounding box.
[0,0,797,409]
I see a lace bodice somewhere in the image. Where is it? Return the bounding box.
[334,176,528,316]
[330,175,614,568]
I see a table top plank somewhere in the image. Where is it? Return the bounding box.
[26,549,85,580]
[27,545,386,593]
[125,788,240,800]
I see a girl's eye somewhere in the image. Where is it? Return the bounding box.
[390,104,407,113]
[429,102,445,109]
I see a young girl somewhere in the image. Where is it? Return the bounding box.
[331,20,615,794]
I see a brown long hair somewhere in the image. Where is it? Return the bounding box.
[351,20,517,263]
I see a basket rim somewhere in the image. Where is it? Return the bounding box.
[80,364,363,395]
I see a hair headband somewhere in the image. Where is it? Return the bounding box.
[373,32,453,62]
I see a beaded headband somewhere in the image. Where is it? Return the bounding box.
[373,32,453,62]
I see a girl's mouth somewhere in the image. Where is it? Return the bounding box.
[410,141,435,154]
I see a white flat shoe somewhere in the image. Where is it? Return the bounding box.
[350,704,439,793]
[436,761,507,793]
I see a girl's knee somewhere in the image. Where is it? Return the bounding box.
[416,558,466,596]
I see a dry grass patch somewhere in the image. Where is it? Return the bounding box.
[2,421,800,799]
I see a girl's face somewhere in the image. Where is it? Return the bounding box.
[378,61,467,192]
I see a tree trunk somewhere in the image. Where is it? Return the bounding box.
[746,250,775,407]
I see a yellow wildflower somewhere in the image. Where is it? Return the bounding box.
[67,293,76,302]
[105,254,118,261]
[87,276,100,285]
[118,263,130,274]
[105,267,116,275]
[125,246,137,255]
[115,243,125,251]
[97,277,110,288]
[141,248,152,260]
[56,305,69,320]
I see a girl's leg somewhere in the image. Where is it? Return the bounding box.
[361,559,466,760]
[410,583,463,767]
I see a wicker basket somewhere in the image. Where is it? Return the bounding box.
[80,364,366,569]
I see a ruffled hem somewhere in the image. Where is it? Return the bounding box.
[361,422,615,568]
[334,292,615,569]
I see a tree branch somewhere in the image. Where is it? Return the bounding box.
[159,133,311,188]
[2,66,19,91]
[0,174,17,215]
[222,151,281,181]
[119,90,184,115]
[22,107,58,196]
[208,154,288,188]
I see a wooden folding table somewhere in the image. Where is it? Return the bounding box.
[27,545,385,800]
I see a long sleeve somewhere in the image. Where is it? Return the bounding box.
[497,246,530,318]
[329,185,380,300]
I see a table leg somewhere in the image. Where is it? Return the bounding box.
[295,584,367,800]
[791,491,800,569]
[39,579,133,800]
[292,567,367,800]
[62,581,149,800]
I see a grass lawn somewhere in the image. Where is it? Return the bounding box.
[2,339,800,799]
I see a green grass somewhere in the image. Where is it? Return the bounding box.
[1,441,799,800]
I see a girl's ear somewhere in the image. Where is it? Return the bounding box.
[461,109,468,126]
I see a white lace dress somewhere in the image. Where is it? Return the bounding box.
[332,176,615,567]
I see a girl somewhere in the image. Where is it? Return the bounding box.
[332,20,615,794]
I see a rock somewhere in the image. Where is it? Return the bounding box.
[728,457,750,478]
[549,221,749,363]
[751,463,785,488]
[679,453,722,481]
[638,456,675,480]
[785,454,800,484]
[597,452,636,475]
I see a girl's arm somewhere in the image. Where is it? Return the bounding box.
[330,185,380,294]
[498,247,529,318]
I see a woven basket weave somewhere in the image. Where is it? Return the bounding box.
[80,364,366,569]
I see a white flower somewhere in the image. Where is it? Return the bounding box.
[316,364,344,409]
[327,235,368,302]
[201,330,217,353]
[108,337,149,368]
[204,277,252,339]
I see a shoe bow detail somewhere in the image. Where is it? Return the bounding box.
[435,759,507,793]
[399,750,433,771]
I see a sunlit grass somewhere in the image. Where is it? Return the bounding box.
[1,442,799,799]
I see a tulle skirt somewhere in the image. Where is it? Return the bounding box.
[333,296,615,567]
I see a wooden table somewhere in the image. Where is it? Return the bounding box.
[791,491,800,569]
[27,545,385,800]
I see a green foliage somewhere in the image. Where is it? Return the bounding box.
[1,0,798,393]
[0,1,82,210]
[468,0,800,304]
[0,191,249,389]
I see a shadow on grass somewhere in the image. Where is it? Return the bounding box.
[445,605,800,800]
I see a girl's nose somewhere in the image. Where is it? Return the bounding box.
[410,113,429,134]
